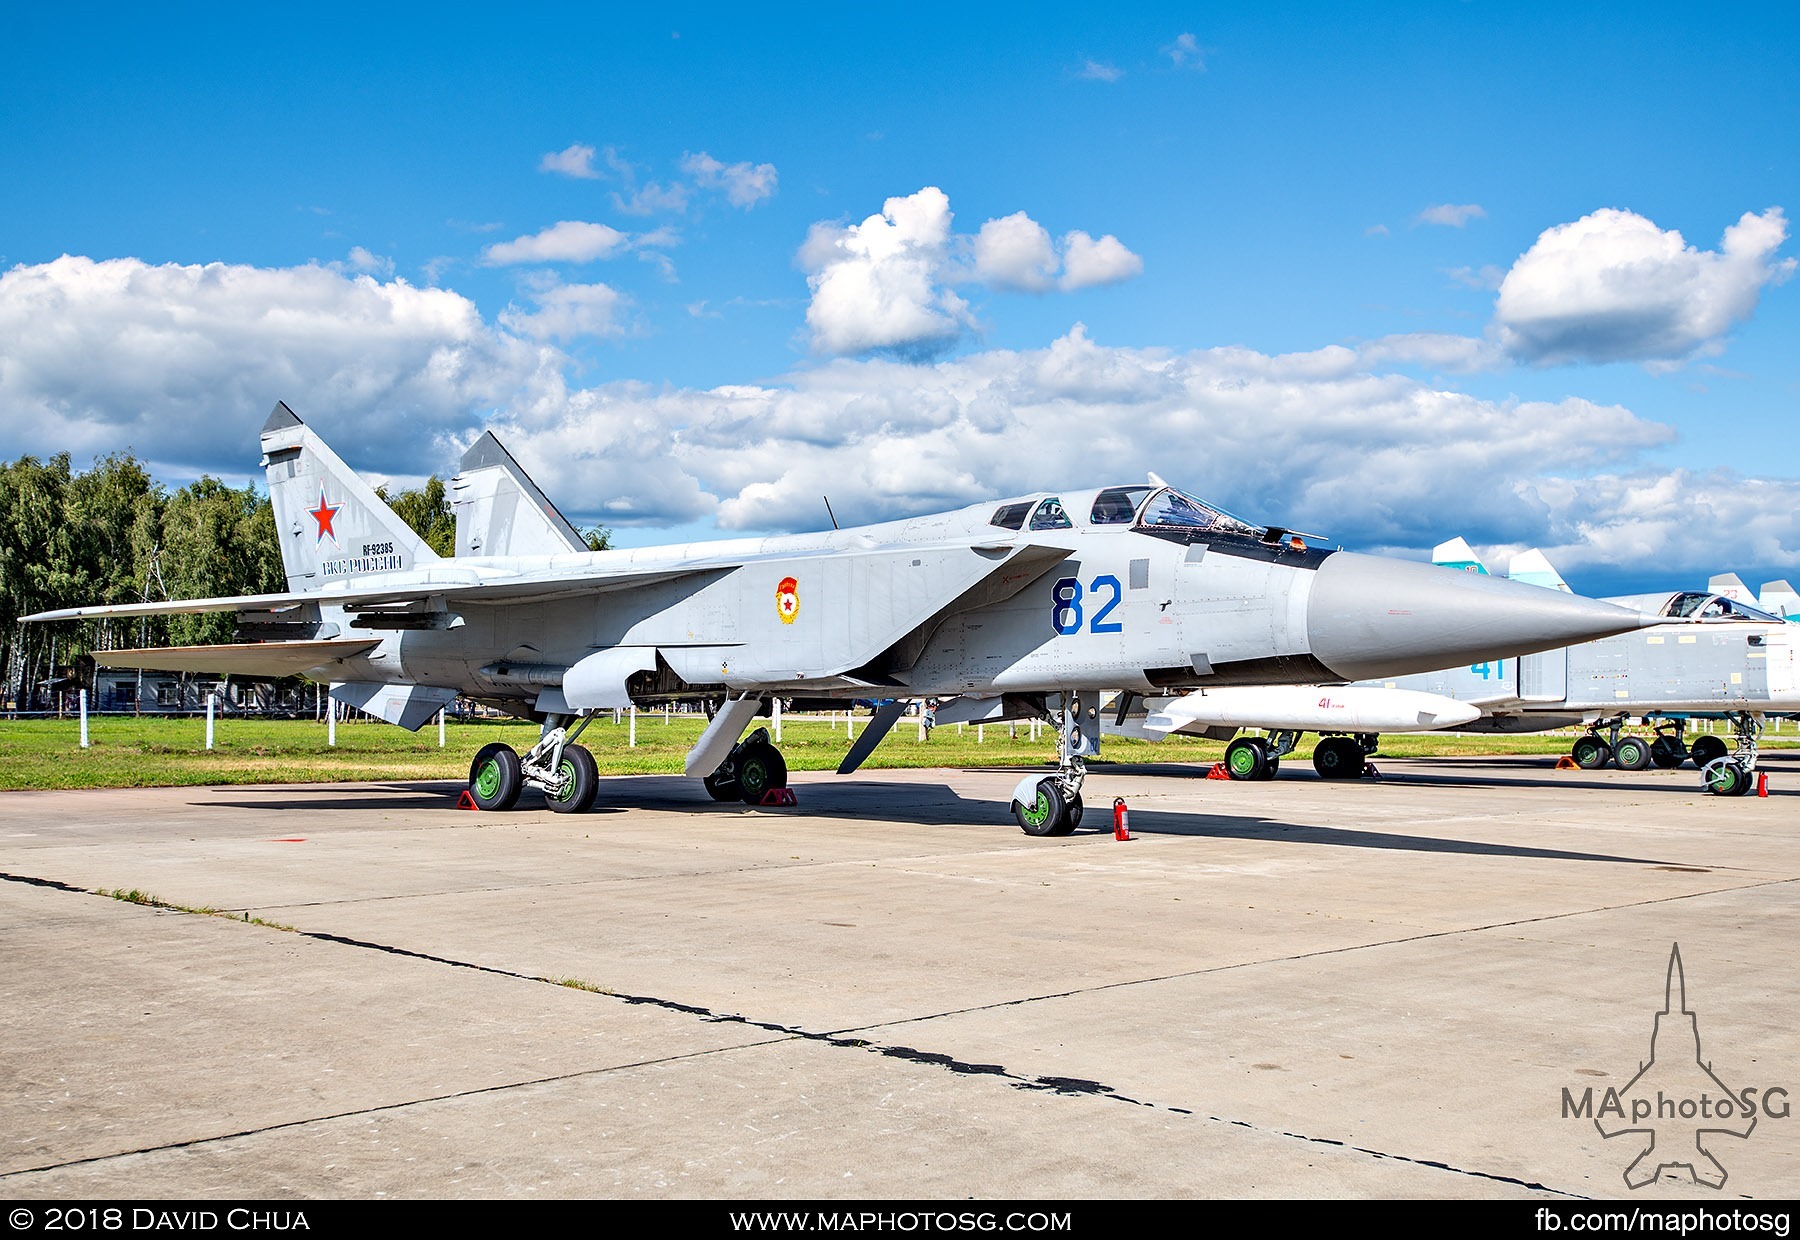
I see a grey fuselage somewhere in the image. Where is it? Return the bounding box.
[1366,592,1800,727]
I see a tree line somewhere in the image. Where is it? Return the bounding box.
[0,452,608,709]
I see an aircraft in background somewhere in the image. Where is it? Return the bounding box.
[1133,541,1796,796]
[27,405,1653,833]
[1708,573,1798,621]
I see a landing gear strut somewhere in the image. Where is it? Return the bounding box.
[466,713,600,813]
[1011,691,1099,836]
[703,726,789,805]
[1699,712,1761,797]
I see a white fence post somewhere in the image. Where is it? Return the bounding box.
[205,692,216,750]
[79,689,89,749]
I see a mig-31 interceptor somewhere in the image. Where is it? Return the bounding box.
[26,403,1655,834]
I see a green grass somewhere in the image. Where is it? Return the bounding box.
[2,711,1790,791]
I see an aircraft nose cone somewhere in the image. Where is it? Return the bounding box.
[1307,551,1650,681]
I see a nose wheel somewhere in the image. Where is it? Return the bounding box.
[1010,691,1098,835]
[1699,712,1762,797]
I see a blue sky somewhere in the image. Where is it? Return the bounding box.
[3,3,1797,596]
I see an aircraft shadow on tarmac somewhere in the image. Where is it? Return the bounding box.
[1099,752,1794,798]
[203,770,1681,867]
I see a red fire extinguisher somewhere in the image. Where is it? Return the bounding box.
[1113,797,1130,841]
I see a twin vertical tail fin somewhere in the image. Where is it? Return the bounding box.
[260,401,439,592]
[449,431,589,557]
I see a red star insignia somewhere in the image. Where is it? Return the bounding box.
[309,490,341,543]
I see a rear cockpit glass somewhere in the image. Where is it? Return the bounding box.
[1134,488,1261,537]
[989,502,1031,530]
[1090,486,1154,525]
[1029,498,1073,530]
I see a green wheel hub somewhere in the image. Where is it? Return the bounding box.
[474,760,502,800]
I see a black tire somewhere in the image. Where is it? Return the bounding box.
[1572,735,1613,770]
[1257,756,1280,781]
[1614,736,1652,772]
[1704,759,1750,797]
[469,743,522,811]
[1065,795,1084,832]
[1014,778,1068,837]
[545,743,598,814]
[1313,737,1363,780]
[737,743,788,805]
[1689,735,1728,770]
[702,770,741,801]
[1224,736,1268,781]
[1650,736,1686,769]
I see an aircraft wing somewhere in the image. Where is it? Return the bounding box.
[88,639,381,677]
[22,563,726,622]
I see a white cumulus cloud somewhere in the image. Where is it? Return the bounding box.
[804,190,1143,355]
[0,255,558,475]
[973,213,1059,293]
[539,143,600,179]
[1495,207,1796,364]
[800,187,973,357]
[498,281,629,342]
[680,152,778,209]
[482,221,631,266]
[1059,230,1144,290]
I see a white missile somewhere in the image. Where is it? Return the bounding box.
[1137,685,1482,736]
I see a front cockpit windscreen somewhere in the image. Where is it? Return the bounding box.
[1665,592,1786,623]
[1133,488,1263,538]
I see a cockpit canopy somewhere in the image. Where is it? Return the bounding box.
[1662,591,1786,623]
[988,485,1265,538]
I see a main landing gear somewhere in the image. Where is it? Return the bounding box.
[467,713,600,813]
[1219,731,1373,781]
[1011,691,1100,836]
[1311,733,1377,780]
[1565,715,1761,795]
[701,726,790,805]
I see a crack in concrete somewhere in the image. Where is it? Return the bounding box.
[2,869,1614,1194]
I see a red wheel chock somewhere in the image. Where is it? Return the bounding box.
[1204,762,1232,780]
[759,788,798,807]
[1554,756,1579,770]
[457,789,480,811]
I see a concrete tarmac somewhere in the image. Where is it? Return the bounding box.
[2,754,1796,1200]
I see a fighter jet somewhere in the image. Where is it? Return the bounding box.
[1710,572,1798,621]
[25,403,1653,834]
[1158,542,1798,796]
